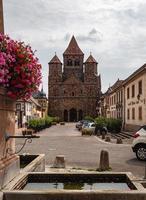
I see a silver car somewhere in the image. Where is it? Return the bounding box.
[82,122,96,133]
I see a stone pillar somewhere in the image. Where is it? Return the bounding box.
[0,87,20,189]
[77,110,79,121]
[68,111,70,122]
[0,0,4,33]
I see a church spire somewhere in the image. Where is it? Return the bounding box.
[63,35,84,55]
[49,54,62,64]
[85,54,98,64]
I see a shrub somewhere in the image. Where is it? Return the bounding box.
[28,116,54,132]
[107,118,122,133]
[52,117,60,123]
[44,116,53,128]
[82,129,93,136]
[94,117,122,133]
[84,116,94,122]
[94,117,108,129]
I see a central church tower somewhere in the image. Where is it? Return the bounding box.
[63,36,84,80]
[48,36,101,121]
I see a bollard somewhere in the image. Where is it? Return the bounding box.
[102,132,105,140]
[53,155,66,168]
[105,136,111,142]
[116,138,123,144]
[99,149,110,171]
[60,122,65,125]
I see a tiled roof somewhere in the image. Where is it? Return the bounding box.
[63,36,84,55]
[85,55,97,63]
[110,79,123,91]
[49,55,62,64]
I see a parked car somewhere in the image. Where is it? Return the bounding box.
[132,125,146,161]
[82,122,96,133]
[76,120,90,130]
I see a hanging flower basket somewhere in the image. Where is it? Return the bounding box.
[0,33,42,99]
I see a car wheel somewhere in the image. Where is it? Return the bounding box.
[136,146,146,161]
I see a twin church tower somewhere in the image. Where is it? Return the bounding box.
[48,36,101,122]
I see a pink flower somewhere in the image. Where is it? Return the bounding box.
[0,33,42,99]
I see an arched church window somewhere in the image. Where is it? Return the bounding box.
[75,59,80,66]
[67,59,72,66]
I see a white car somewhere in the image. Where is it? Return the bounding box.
[132,125,146,161]
[82,122,96,133]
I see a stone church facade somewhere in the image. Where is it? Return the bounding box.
[48,36,101,122]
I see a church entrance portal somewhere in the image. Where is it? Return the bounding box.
[69,108,77,122]
[64,110,68,122]
[79,110,83,121]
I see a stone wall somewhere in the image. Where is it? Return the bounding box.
[0,87,19,189]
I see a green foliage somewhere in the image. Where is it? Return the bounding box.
[94,117,122,133]
[82,129,93,136]
[94,117,108,129]
[28,115,58,132]
[52,116,60,123]
[84,116,94,122]
[107,118,122,133]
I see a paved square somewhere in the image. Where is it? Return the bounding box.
[16,123,146,178]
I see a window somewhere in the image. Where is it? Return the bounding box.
[138,106,142,120]
[72,92,75,96]
[67,59,72,66]
[75,59,80,66]
[127,109,130,120]
[138,80,142,95]
[132,85,135,98]
[132,108,135,120]
[16,103,21,110]
[127,87,129,99]
[114,95,116,104]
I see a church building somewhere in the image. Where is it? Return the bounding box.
[48,36,101,122]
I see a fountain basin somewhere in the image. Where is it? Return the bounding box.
[3,172,146,200]
[19,154,45,172]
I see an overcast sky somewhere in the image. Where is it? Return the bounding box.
[3,0,146,94]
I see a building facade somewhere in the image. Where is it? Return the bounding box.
[100,79,123,120]
[109,79,123,119]
[123,64,146,131]
[15,97,41,128]
[99,64,146,131]
[48,36,101,122]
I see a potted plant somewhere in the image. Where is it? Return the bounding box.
[0,33,42,99]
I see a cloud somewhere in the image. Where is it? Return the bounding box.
[76,28,103,43]
[3,0,146,93]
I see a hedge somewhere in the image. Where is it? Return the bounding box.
[84,116,94,122]
[94,117,122,133]
[28,116,59,132]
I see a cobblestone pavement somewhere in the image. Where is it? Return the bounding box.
[16,123,146,178]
